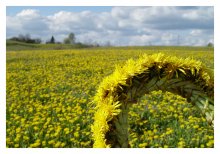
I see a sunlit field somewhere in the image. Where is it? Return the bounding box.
[6,47,214,148]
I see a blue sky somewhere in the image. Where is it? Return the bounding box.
[7,6,112,16]
[6,6,214,46]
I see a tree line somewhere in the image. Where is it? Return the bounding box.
[7,33,213,47]
[45,33,76,45]
[9,34,42,44]
[8,32,96,46]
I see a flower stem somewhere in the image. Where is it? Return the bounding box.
[114,101,129,148]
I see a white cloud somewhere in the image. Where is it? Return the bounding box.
[6,16,22,30]
[16,9,40,18]
[111,7,132,19]
[6,7,214,46]
[190,30,203,36]
[182,7,213,21]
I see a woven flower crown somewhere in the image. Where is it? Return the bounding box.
[92,53,214,148]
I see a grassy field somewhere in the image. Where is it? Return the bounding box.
[6,40,90,51]
[6,46,214,148]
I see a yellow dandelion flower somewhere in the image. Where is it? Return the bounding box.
[139,143,148,148]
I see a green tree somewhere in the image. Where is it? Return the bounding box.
[50,36,55,44]
[63,38,70,44]
[68,33,75,44]
[63,33,75,44]
[207,42,214,47]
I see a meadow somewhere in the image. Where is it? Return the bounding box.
[6,46,214,148]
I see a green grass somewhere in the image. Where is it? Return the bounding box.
[7,40,214,52]
[6,40,90,51]
[129,91,213,148]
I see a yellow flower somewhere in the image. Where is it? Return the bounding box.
[54,142,61,148]
[23,136,29,141]
[42,141,46,146]
[206,140,214,147]
[48,140,55,145]
[178,141,185,148]
[193,125,199,129]
[139,143,148,148]
[64,128,70,134]
[16,128,21,133]
[61,142,66,147]
[183,108,189,112]
[74,132,79,138]
[34,126,39,131]
[30,142,41,148]
[154,135,159,139]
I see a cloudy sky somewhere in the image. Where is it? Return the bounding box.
[6,6,214,46]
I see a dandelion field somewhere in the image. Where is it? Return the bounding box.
[6,47,214,148]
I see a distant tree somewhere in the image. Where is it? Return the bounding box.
[68,33,75,44]
[92,41,100,47]
[46,36,56,44]
[63,37,71,44]
[10,37,19,42]
[34,38,42,44]
[25,34,31,42]
[9,34,41,44]
[207,42,214,47]
[50,36,55,44]
[63,33,75,44]
[18,34,25,42]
